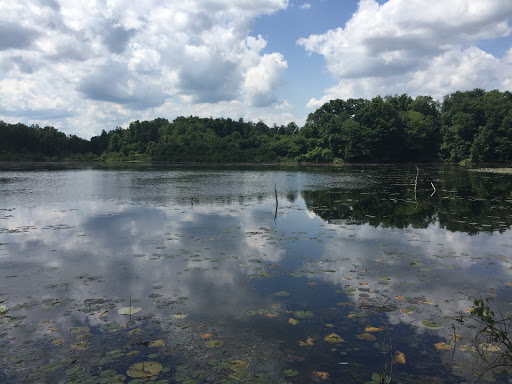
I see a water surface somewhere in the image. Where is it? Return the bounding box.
[1,163,512,383]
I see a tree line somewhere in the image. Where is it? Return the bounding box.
[1,89,511,163]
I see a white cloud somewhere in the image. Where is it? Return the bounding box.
[243,53,288,107]
[299,3,311,10]
[0,0,289,137]
[298,0,512,107]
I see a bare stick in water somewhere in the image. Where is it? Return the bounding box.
[430,182,437,197]
[414,165,419,201]
[274,184,278,222]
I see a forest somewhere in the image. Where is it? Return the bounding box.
[1,88,511,164]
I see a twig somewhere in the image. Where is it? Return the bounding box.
[430,182,436,197]
[274,184,278,223]
[414,165,419,201]
[451,322,457,361]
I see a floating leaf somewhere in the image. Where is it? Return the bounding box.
[106,349,125,358]
[421,320,443,330]
[505,282,512,286]
[52,339,65,345]
[321,270,336,273]
[393,351,406,365]
[172,313,188,319]
[299,338,314,346]
[365,327,384,332]
[204,339,223,348]
[66,365,86,376]
[200,333,211,339]
[230,368,249,380]
[69,327,89,333]
[434,342,452,351]
[325,323,335,328]
[459,345,476,353]
[71,341,90,350]
[400,309,414,314]
[76,333,92,340]
[275,291,290,296]
[101,322,123,332]
[479,343,501,352]
[265,313,277,318]
[117,307,142,315]
[288,318,299,325]
[313,371,329,380]
[294,310,314,319]
[356,333,376,341]
[395,295,405,300]
[324,333,344,343]
[283,369,299,377]
[229,360,249,370]
[149,340,165,347]
[127,361,162,378]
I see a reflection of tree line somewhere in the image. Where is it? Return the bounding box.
[302,167,512,234]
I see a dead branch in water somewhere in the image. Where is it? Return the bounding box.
[274,184,278,222]
[414,165,419,201]
[430,181,436,197]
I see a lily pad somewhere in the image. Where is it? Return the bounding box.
[204,339,223,348]
[229,360,249,370]
[293,310,314,319]
[101,322,123,332]
[356,333,376,341]
[127,361,162,378]
[71,341,90,350]
[288,318,299,325]
[283,369,299,377]
[274,291,290,296]
[118,307,142,315]
[393,351,406,365]
[172,313,189,319]
[324,333,344,343]
[149,340,165,347]
[420,320,443,330]
[230,368,249,380]
[434,342,452,351]
[106,349,125,358]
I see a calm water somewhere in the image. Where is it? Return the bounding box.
[1,163,512,384]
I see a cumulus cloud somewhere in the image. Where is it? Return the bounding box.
[298,0,512,107]
[0,0,289,137]
[243,53,288,107]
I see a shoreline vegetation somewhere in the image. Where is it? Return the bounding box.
[1,89,512,165]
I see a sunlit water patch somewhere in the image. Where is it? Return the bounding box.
[1,163,512,383]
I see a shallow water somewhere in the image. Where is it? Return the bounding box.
[1,163,512,383]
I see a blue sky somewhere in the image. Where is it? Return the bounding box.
[1,0,511,139]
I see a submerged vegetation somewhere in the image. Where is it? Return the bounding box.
[1,89,512,164]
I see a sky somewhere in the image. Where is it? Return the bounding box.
[1,0,512,139]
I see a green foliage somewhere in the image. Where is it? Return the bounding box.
[459,297,512,379]
[2,89,511,163]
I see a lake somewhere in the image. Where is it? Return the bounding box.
[1,163,512,384]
